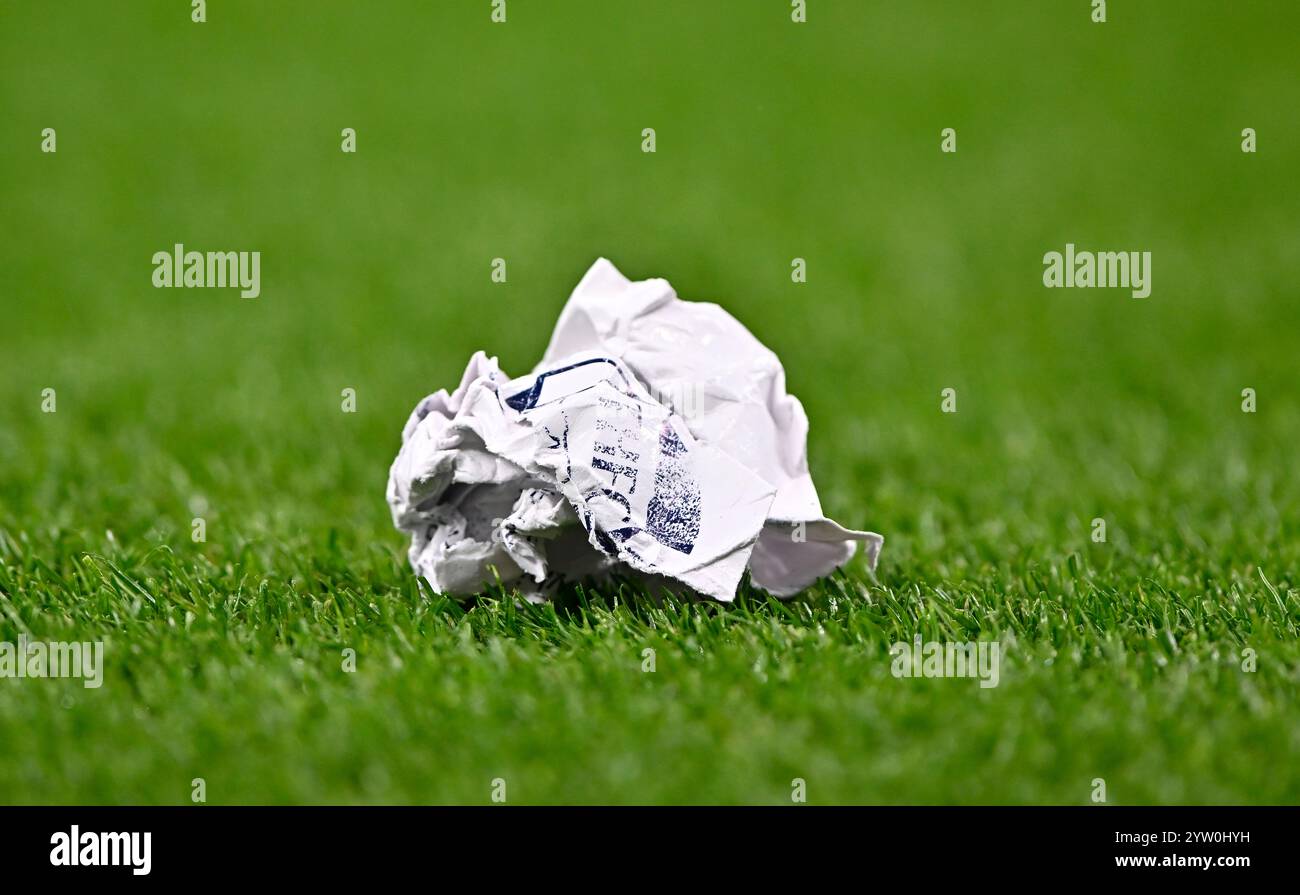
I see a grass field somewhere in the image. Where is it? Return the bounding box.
[1,1,1298,804]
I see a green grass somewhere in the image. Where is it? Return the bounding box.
[1,0,1298,804]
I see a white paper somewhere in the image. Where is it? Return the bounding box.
[387,258,882,602]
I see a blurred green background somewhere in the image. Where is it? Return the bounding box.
[1,0,1297,804]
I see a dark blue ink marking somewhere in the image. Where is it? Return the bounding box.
[645,424,700,554]
[505,357,628,411]
[542,416,572,485]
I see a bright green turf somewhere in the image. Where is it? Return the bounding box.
[1,1,1298,804]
